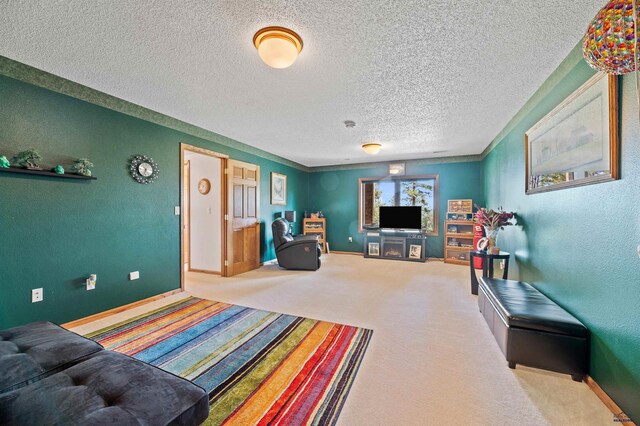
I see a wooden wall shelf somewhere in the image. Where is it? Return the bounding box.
[0,167,96,180]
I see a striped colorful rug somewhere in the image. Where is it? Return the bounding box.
[86,297,372,426]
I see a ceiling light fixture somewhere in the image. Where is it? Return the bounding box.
[583,0,636,74]
[253,26,303,69]
[389,162,406,175]
[362,143,382,155]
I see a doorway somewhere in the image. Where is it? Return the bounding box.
[180,144,227,288]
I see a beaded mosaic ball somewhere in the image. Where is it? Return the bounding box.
[583,0,638,74]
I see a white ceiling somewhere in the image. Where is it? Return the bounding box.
[0,1,600,167]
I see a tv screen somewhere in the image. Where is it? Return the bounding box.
[379,206,422,229]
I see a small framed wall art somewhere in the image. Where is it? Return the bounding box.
[271,172,287,205]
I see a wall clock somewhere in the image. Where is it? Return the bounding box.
[129,155,159,184]
[198,178,211,195]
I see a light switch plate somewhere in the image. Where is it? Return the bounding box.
[129,271,140,280]
[32,288,43,303]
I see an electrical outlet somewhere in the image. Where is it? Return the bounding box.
[32,288,43,303]
[499,260,506,270]
[174,206,180,216]
[129,271,140,280]
[348,237,353,243]
[637,245,640,258]
[86,274,96,290]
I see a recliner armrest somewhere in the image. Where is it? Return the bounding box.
[293,234,319,242]
[276,239,319,252]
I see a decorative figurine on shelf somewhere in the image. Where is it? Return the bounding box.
[318,211,324,218]
[0,155,9,168]
[53,165,65,175]
[12,149,43,170]
[70,158,94,176]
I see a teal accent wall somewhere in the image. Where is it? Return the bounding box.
[0,75,308,328]
[482,58,640,420]
[308,161,484,257]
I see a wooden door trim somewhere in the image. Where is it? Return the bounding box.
[185,160,191,272]
[180,143,228,289]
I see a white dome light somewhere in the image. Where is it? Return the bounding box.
[253,27,303,69]
[362,143,382,155]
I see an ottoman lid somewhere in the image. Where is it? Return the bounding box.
[480,278,589,338]
[0,350,209,426]
[0,321,103,393]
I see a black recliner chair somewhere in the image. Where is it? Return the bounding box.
[272,218,322,271]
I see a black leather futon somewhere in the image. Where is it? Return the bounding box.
[0,321,209,425]
[478,278,589,381]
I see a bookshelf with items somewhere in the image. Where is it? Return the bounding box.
[444,199,475,265]
[303,218,327,253]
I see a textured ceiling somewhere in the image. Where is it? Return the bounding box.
[0,1,600,167]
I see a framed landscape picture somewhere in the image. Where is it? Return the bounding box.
[525,73,619,194]
[270,172,287,205]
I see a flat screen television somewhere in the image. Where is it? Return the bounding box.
[379,206,422,230]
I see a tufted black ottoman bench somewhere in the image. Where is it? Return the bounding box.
[0,321,209,425]
[478,277,589,381]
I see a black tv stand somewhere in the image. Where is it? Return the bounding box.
[363,229,427,262]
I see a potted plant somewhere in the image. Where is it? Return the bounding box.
[12,149,43,170]
[474,206,516,249]
[70,158,94,177]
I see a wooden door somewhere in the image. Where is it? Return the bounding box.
[225,160,260,276]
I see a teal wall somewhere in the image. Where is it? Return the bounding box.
[308,161,484,257]
[482,58,640,420]
[0,75,309,328]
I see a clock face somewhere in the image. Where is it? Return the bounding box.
[138,162,153,177]
[129,155,159,184]
[198,178,211,195]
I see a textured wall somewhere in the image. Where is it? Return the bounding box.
[483,58,640,421]
[308,161,484,257]
[0,75,308,328]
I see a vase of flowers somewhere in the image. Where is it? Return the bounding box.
[474,206,516,250]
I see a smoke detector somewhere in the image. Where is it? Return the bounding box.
[344,120,356,128]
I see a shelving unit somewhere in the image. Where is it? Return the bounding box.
[444,200,474,266]
[303,218,327,253]
[0,167,96,180]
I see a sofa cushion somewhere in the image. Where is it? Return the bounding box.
[0,350,209,426]
[0,321,103,393]
[480,278,588,338]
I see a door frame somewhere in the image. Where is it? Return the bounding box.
[180,143,229,290]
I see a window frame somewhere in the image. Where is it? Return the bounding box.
[357,174,439,236]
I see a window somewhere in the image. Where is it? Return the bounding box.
[359,175,439,235]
